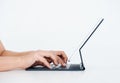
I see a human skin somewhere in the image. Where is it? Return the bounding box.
[0,40,68,71]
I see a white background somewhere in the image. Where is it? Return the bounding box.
[0,0,120,83]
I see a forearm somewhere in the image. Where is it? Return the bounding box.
[1,50,19,56]
[0,56,22,71]
[1,50,33,57]
[0,50,35,71]
[0,41,45,71]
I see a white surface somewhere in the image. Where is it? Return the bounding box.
[0,66,120,83]
[0,0,120,83]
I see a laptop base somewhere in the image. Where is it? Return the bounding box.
[26,64,85,71]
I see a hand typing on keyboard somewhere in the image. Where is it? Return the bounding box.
[25,50,68,69]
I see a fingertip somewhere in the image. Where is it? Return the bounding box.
[63,63,66,66]
[54,62,58,66]
[45,63,51,69]
[47,65,52,69]
[64,58,67,63]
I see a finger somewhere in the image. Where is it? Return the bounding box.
[37,50,58,65]
[39,57,51,69]
[57,56,66,67]
[42,52,58,66]
[49,54,58,66]
[56,51,68,63]
[45,52,59,66]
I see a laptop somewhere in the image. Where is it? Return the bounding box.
[26,18,104,71]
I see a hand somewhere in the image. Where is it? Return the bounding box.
[19,50,68,69]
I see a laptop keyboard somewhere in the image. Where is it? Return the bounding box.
[50,64,70,69]
[26,64,84,71]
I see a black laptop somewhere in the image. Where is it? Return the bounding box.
[26,18,104,71]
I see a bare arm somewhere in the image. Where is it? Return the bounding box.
[0,41,32,71]
[0,56,23,71]
[0,41,23,71]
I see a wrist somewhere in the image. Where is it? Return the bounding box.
[18,52,37,69]
[16,57,25,69]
